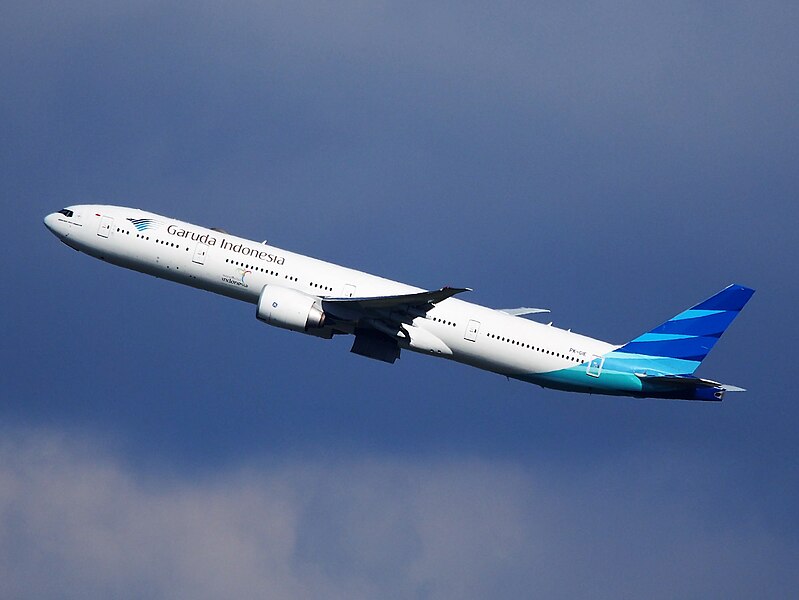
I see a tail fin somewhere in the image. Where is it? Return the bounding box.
[615,284,755,374]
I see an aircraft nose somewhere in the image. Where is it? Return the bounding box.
[44,212,58,234]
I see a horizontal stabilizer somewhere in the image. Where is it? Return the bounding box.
[720,384,746,392]
[635,373,721,388]
[498,307,550,317]
[634,372,746,401]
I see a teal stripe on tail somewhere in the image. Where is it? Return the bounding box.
[614,284,755,374]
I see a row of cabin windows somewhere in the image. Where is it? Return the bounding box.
[309,282,333,292]
[485,332,586,363]
[431,316,457,328]
[119,226,328,292]
[118,227,290,280]
[225,259,299,285]
[225,258,279,277]
[123,228,189,251]
[131,230,191,252]
[126,229,188,250]
[157,238,184,249]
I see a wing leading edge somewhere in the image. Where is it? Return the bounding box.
[324,286,471,310]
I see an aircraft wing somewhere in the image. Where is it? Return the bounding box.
[322,287,471,363]
[324,286,471,312]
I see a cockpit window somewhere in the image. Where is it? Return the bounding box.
[58,209,74,217]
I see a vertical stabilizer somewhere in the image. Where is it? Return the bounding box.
[614,284,754,374]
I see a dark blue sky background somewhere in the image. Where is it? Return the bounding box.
[2,2,798,597]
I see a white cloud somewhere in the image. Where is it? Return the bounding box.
[0,429,796,599]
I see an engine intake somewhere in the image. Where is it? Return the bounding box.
[256,285,325,332]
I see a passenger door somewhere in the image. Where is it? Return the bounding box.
[586,355,604,377]
[97,216,113,238]
[464,319,480,342]
[192,242,208,265]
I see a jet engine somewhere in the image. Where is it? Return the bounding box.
[256,285,325,333]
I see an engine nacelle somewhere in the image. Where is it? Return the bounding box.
[256,285,325,333]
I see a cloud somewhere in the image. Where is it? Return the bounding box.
[1,429,796,599]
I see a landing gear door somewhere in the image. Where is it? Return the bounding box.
[192,242,208,265]
[97,216,113,238]
[464,319,480,342]
[586,355,604,378]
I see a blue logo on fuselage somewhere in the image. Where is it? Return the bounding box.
[127,218,160,231]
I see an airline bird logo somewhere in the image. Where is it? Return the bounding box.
[237,268,252,283]
[127,218,160,231]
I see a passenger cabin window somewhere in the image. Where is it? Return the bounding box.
[58,209,74,217]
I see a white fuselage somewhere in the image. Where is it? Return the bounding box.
[44,205,618,391]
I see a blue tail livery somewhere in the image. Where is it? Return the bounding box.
[595,284,755,400]
[616,284,754,372]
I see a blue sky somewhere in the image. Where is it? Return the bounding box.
[2,1,798,597]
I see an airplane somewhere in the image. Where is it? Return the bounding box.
[44,205,754,401]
